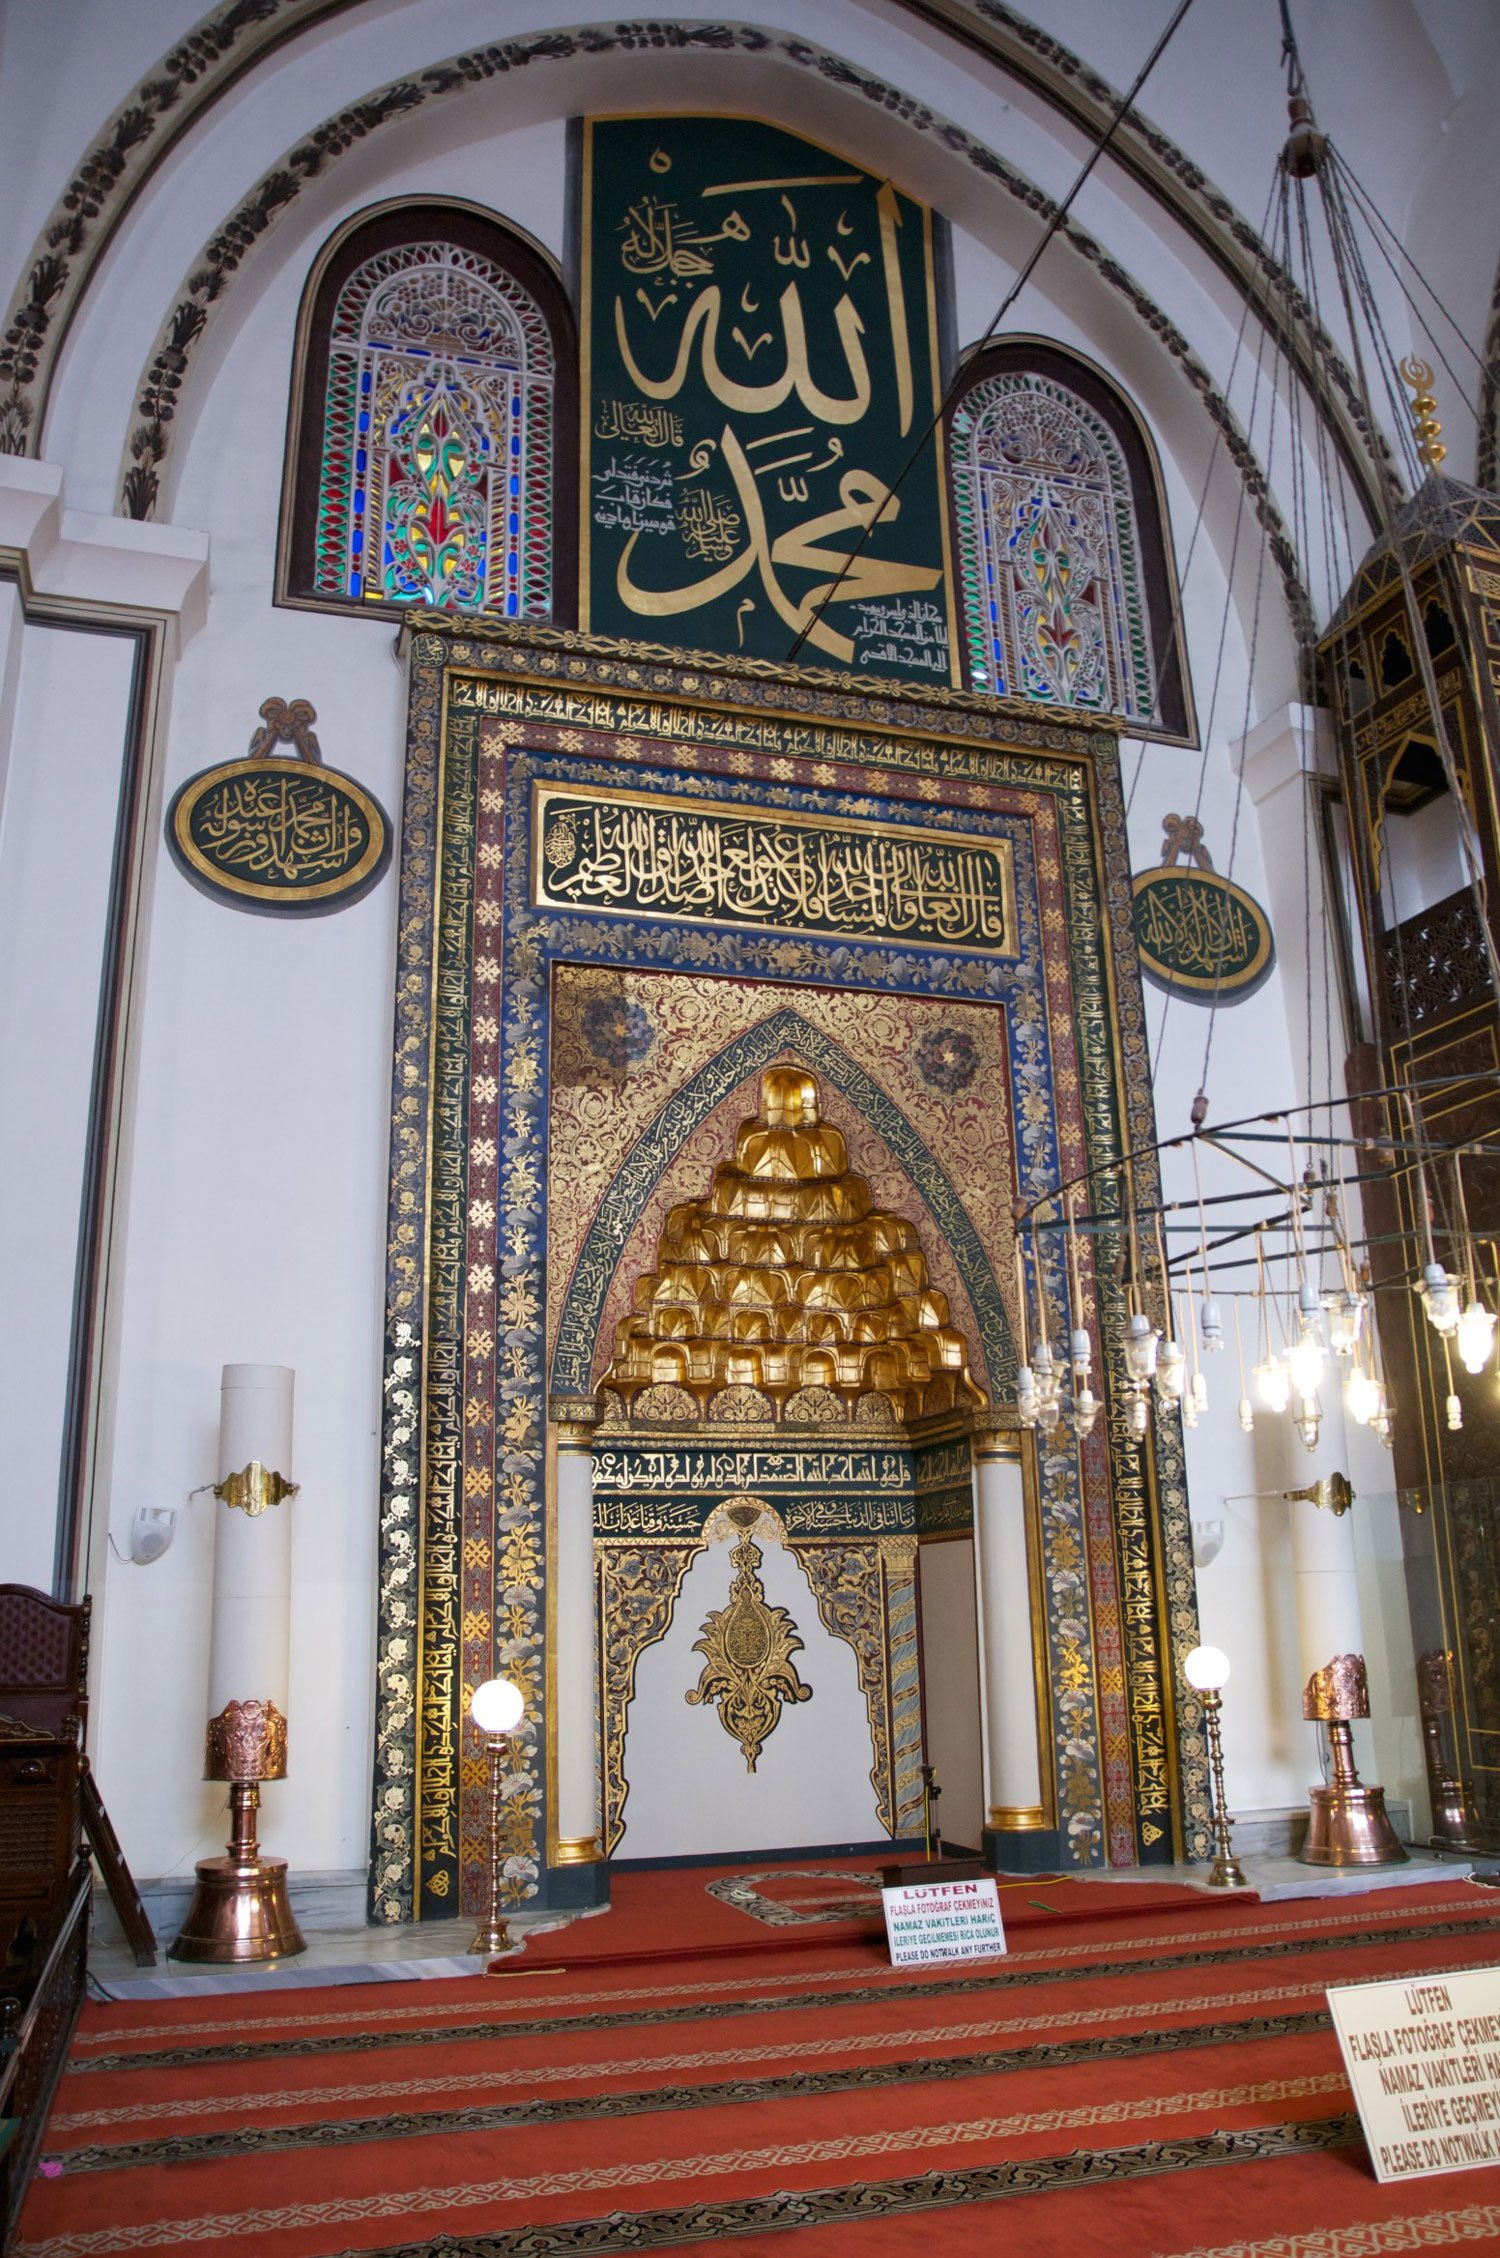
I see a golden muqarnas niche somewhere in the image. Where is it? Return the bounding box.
[687,1505,812,1768]
[602,1064,986,1423]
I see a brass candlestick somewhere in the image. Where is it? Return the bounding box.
[1183,1646,1246,1890]
[468,1676,524,1957]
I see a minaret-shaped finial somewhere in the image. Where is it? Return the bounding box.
[1399,356,1447,471]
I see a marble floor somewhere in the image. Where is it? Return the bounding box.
[87,1848,1489,2002]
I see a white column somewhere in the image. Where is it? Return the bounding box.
[554,1431,600,1860]
[972,1439,1044,1827]
[1289,1487,1366,1688]
[210,1364,295,1729]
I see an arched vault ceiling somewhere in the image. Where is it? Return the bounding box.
[101,20,1316,647]
[0,0,1391,535]
[0,0,1401,633]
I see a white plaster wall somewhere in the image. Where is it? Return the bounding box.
[916,1538,984,1852]
[3,0,1482,1882]
[0,613,138,1592]
[620,1532,884,1860]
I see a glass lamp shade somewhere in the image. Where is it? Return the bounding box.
[1345,1366,1380,1426]
[1254,1356,1290,1415]
[1285,1327,1325,1399]
[1455,1300,1496,1376]
[1183,1644,1231,1692]
[471,1677,524,1735]
[1122,1313,1159,1382]
[1421,1264,1461,1337]
[1155,1339,1186,1402]
[1324,1289,1366,1358]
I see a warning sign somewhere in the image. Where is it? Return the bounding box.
[1327,1965,1500,2183]
[880,1876,1008,1968]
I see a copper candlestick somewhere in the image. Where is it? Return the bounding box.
[1199,1687,1247,1890]
[470,1731,513,1956]
[1299,1654,1407,1867]
[172,1700,305,1962]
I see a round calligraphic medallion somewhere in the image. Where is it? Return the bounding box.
[1132,866,1275,1003]
[168,758,391,915]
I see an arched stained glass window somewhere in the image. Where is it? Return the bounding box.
[949,347,1191,738]
[283,204,576,622]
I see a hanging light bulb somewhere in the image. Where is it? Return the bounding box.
[1294,1396,1321,1451]
[1345,1366,1380,1426]
[1254,1355,1290,1414]
[1070,1327,1093,1384]
[1016,1365,1039,1427]
[1455,1299,1495,1376]
[1127,1392,1150,1441]
[1122,1312,1159,1382]
[1286,1281,1326,1398]
[1446,1391,1464,1431]
[1421,1263,1461,1337]
[1070,1387,1099,1441]
[1181,1389,1200,1429]
[1237,1395,1255,1433]
[1324,1287,1366,1358]
[1190,1369,1209,1415]
[1156,1336,1186,1403]
[1199,1298,1224,1353]
[1286,1328,1325,1401]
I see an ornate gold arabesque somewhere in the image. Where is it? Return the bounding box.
[603,1066,986,1424]
[686,1505,812,1767]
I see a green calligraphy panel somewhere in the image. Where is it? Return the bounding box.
[581,115,958,685]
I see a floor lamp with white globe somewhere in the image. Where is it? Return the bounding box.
[469,1677,524,1955]
[1183,1645,1247,1890]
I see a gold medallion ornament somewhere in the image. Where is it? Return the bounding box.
[686,1505,812,1767]
[1132,813,1274,1004]
[168,697,391,915]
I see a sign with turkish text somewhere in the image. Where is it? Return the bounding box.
[581,114,958,684]
[881,1876,1008,1967]
[1327,1965,1500,2183]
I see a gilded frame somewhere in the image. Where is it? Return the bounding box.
[372,618,1206,1921]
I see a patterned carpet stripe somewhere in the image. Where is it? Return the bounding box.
[1161,2210,1500,2257]
[70,1893,1490,2051]
[66,1919,1500,2074]
[54,2004,1332,2137]
[50,2009,1340,2170]
[20,2123,1368,2258]
[14,2087,1354,2256]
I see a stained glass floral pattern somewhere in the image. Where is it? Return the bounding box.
[313,242,555,617]
[952,371,1158,724]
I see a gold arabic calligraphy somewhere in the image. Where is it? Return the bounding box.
[191,772,369,885]
[589,121,953,678]
[536,789,1012,950]
[1134,876,1266,981]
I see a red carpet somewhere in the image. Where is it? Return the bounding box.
[20,1874,1500,2257]
[510,1858,1256,1969]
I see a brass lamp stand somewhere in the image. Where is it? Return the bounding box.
[469,1677,524,1957]
[1183,1646,1247,1889]
[1299,1655,1407,1866]
[172,1700,305,1962]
